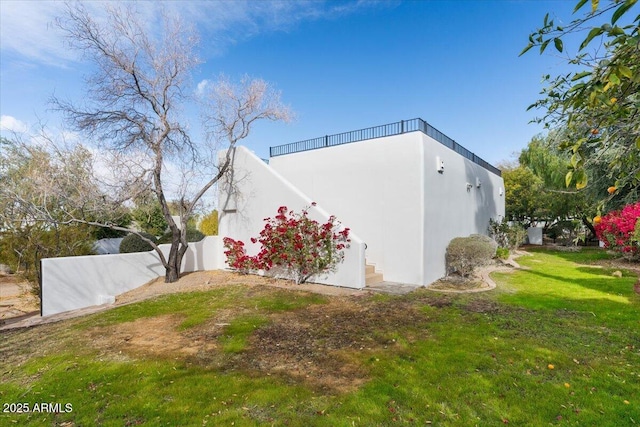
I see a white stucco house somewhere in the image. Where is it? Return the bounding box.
[218,118,505,290]
[38,118,504,317]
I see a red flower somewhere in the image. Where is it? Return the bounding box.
[595,202,640,256]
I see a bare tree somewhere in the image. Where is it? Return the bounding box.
[40,3,291,282]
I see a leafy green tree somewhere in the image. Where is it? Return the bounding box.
[90,215,131,239]
[119,232,158,254]
[519,133,595,234]
[131,192,169,236]
[522,0,639,210]
[502,165,545,225]
[131,202,167,236]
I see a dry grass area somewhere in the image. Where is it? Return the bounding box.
[1,270,421,394]
[427,275,489,291]
[237,297,426,392]
[78,283,429,394]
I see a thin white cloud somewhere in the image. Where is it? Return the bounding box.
[196,79,210,96]
[0,115,28,133]
[187,1,393,53]
[0,1,75,66]
[0,1,391,67]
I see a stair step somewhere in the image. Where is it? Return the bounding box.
[365,263,383,285]
[366,272,384,285]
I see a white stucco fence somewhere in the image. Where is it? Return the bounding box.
[41,236,223,316]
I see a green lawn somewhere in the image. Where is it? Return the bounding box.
[1,248,638,426]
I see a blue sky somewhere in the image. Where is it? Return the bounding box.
[0,0,582,167]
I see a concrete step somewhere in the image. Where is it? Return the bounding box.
[366,273,384,285]
[365,263,384,285]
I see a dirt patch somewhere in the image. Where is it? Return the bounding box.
[86,314,210,360]
[232,297,427,393]
[462,299,502,314]
[428,276,489,292]
[594,258,640,275]
[0,273,39,322]
[420,294,454,308]
[634,281,640,295]
[115,270,361,306]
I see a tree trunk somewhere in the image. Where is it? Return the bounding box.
[165,266,180,282]
[165,243,180,283]
[164,227,182,283]
[164,227,191,283]
[581,215,597,237]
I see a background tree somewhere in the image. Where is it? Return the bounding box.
[522,0,639,212]
[519,132,594,235]
[0,137,121,286]
[5,3,291,283]
[501,164,545,225]
[199,209,219,236]
[130,191,169,237]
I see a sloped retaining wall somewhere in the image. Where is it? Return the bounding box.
[218,146,366,289]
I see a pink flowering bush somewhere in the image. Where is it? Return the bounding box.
[594,202,640,259]
[223,204,351,284]
[222,237,262,274]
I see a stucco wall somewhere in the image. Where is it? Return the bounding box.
[269,134,425,285]
[218,146,366,289]
[420,133,505,283]
[41,236,222,316]
[270,131,505,286]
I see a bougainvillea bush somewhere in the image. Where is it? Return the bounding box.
[223,204,350,284]
[594,202,640,260]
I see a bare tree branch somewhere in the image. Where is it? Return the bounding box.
[4,4,293,283]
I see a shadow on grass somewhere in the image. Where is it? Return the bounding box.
[519,268,634,301]
[526,246,628,265]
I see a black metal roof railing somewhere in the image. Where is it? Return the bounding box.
[269,118,501,177]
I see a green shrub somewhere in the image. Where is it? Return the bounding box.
[633,218,640,248]
[199,209,218,236]
[495,247,510,260]
[488,219,527,250]
[445,234,497,277]
[119,232,158,253]
[158,228,205,244]
[186,228,205,242]
[547,220,582,245]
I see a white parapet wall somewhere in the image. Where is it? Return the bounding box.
[41,236,223,317]
[218,146,366,289]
